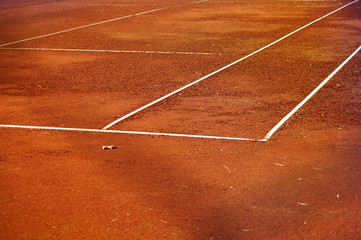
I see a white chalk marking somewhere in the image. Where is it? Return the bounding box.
[264,45,361,140]
[0,47,222,55]
[0,0,210,47]
[0,124,265,142]
[102,0,358,130]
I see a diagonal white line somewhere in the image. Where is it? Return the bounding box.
[263,45,361,140]
[0,0,211,47]
[102,0,358,130]
[0,124,265,142]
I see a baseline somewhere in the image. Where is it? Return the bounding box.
[102,0,358,130]
[0,124,264,142]
[263,45,361,140]
[0,47,223,56]
[0,0,210,47]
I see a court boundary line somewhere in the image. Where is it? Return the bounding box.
[263,45,361,140]
[0,47,224,56]
[0,0,210,47]
[102,0,358,130]
[0,124,265,142]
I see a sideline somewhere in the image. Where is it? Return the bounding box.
[263,45,361,140]
[102,0,358,130]
[0,0,210,47]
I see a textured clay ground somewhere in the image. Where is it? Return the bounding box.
[0,0,360,239]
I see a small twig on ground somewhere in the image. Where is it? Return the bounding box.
[273,163,284,167]
[297,202,309,206]
[223,165,231,173]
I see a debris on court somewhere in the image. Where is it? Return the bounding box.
[297,202,309,206]
[273,163,284,167]
[102,145,117,150]
[223,165,231,173]
[159,219,168,224]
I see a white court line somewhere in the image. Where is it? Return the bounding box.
[0,47,222,56]
[0,0,210,47]
[263,45,361,140]
[0,124,264,142]
[102,0,358,130]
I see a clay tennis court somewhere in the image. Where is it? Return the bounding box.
[0,0,360,239]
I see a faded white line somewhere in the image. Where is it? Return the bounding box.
[0,124,265,142]
[264,45,361,140]
[102,0,358,130]
[0,0,211,47]
[0,47,222,55]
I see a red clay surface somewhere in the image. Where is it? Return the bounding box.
[0,0,360,239]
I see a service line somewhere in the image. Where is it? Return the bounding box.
[0,124,264,142]
[0,0,210,47]
[263,45,361,140]
[0,47,222,56]
[102,0,358,130]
